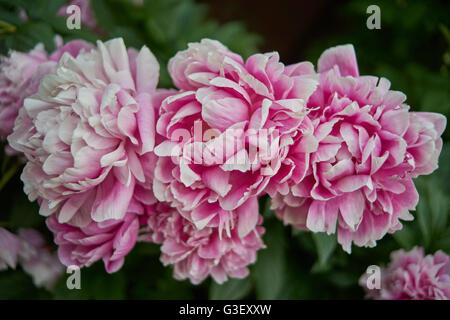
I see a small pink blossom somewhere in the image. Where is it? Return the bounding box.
[0,39,93,156]
[17,228,64,289]
[0,227,22,270]
[146,200,265,284]
[0,44,47,142]
[168,39,244,91]
[0,227,63,289]
[360,247,450,300]
[272,45,446,252]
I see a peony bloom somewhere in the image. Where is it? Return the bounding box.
[0,227,22,270]
[146,199,265,284]
[46,205,146,274]
[155,39,317,233]
[8,38,161,228]
[272,44,446,253]
[46,152,160,273]
[168,39,245,91]
[360,247,450,300]
[0,227,63,289]
[0,44,47,142]
[0,39,94,156]
[17,228,64,290]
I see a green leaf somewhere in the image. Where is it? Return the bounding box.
[0,270,50,299]
[259,194,274,219]
[0,7,23,25]
[311,233,337,273]
[145,18,167,45]
[327,270,359,288]
[209,277,252,300]
[415,177,432,247]
[5,22,55,52]
[294,230,316,255]
[9,193,42,229]
[428,178,448,236]
[213,22,261,58]
[253,219,286,299]
[90,0,116,31]
[109,25,145,49]
[89,270,126,299]
[435,228,450,252]
[436,145,450,194]
[392,223,417,250]
[276,258,314,299]
[414,173,450,249]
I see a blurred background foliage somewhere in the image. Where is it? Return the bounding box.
[0,0,449,299]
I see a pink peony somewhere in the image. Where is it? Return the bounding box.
[0,44,48,144]
[8,38,161,228]
[272,45,446,252]
[46,151,160,273]
[0,227,63,289]
[360,247,450,300]
[17,228,64,289]
[155,39,317,233]
[0,39,94,155]
[168,39,245,91]
[46,204,146,274]
[0,227,22,270]
[146,199,265,284]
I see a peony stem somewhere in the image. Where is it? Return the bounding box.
[0,161,22,192]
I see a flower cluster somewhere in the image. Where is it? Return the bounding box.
[360,247,450,300]
[1,36,446,287]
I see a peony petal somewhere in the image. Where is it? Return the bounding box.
[135,46,159,94]
[236,198,259,238]
[317,44,359,77]
[338,191,365,231]
[202,167,232,197]
[136,93,156,154]
[92,175,135,221]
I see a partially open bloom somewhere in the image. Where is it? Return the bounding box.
[168,39,245,91]
[0,44,48,142]
[146,199,265,284]
[155,39,317,233]
[360,247,450,300]
[0,39,94,157]
[47,204,145,274]
[272,45,446,252]
[8,38,161,227]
